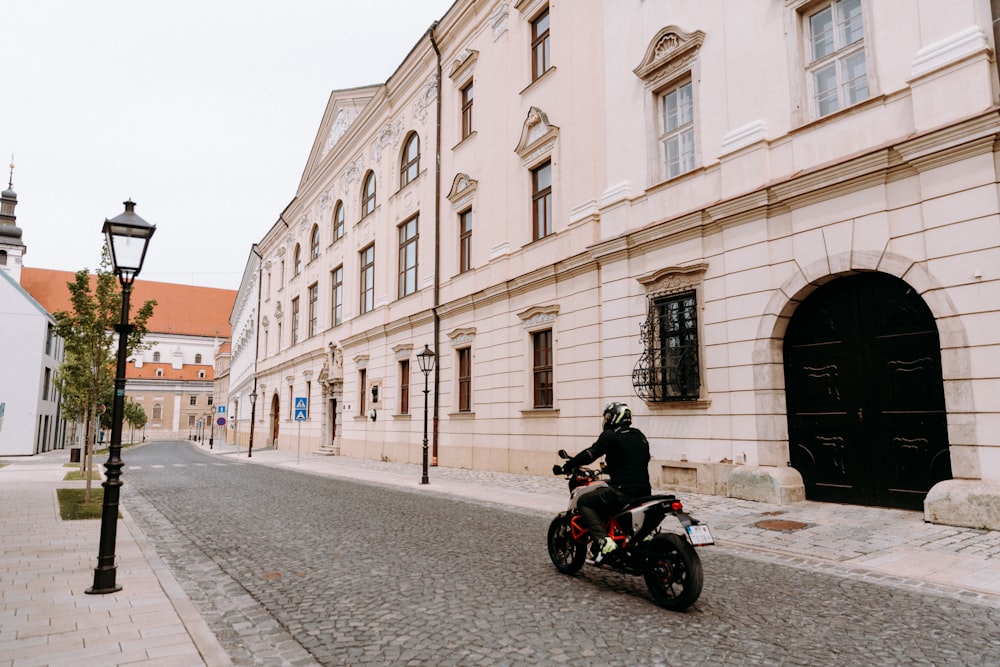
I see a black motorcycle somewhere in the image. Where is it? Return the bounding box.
[547,450,713,610]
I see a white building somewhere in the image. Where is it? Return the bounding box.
[0,178,66,456]
[238,0,1000,529]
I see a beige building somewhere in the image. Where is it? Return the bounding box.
[238,0,1000,529]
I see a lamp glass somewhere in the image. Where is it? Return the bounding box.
[249,391,257,406]
[417,344,436,375]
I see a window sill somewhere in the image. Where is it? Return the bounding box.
[451,131,477,151]
[392,413,413,420]
[645,399,712,411]
[448,411,476,419]
[520,408,560,417]
[519,66,557,96]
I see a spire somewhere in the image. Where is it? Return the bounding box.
[0,154,24,279]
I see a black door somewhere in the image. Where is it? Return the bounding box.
[784,273,951,510]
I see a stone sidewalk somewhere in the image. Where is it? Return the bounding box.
[4,441,1000,666]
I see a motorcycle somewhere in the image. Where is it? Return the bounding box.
[547,450,713,611]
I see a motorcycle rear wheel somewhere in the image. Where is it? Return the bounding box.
[547,516,586,574]
[643,533,704,611]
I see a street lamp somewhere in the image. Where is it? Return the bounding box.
[417,344,436,485]
[87,200,155,595]
[248,388,257,458]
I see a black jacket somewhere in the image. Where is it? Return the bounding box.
[565,426,652,498]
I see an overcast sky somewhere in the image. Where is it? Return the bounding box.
[4,0,455,290]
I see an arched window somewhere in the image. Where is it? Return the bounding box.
[401,132,419,186]
[332,201,345,240]
[293,244,302,275]
[198,370,206,378]
[195,353,202,364]
[155,369,163,377]
[152,404,162,419]
[310,224,320,260]
[362,171,376,217]
[153,351,161,362]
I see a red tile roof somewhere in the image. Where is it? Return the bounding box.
[128,363,214,381]
[21,267,236,338]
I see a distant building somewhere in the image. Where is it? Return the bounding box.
[22,269,236,442]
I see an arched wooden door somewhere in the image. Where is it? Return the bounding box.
[784,273,951,510]
[270,394,280,446]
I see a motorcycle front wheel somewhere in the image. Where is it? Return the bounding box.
[547,515,586,574]
[643,533,704,611]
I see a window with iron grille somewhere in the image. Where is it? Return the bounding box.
[458,347,472,412]
[532,329,553,408]
[633,291,700,401]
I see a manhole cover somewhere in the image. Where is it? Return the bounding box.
[754,519,809,532]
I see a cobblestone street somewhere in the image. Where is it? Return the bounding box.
[125,442,1000,666]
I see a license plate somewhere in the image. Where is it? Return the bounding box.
[685,524,715,546]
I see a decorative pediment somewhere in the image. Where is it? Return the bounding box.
[448,327,477,347]
[514,107,559,164]
[447,173,479,209]
[637,263,708,297]
[273,301,283,320]
[449,49,479,82]
[517,304,559,330]
[354,354,369,369]
[392,343,414,359]
[633,26,705,86]
[489,4,509,41]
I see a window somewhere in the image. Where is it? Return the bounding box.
[310,224,320,260]
[195,353,202,364]
[399,359,410,415]
[293,244,302,275]
[46,324,54,355]
[0,250,6,266]
[308,283,319,337]
[659,80,695,179]
[153,351,160,362]
[360,244,375,314]
[331,266,343,326]
[459,209,472,273]
[156,369,164,377]
[208,396,214,406]
[634,291,701,401]
[333,201,345,240]
[359,368,367,415]
[198,370,206,379]
[43,368,51,401]
[152,404,162,419]
[532,329,553,408]
[458,347,472,412]
[189,415,196,427]
[461,82,474,138]
[362,171,376,217]
[806,0,867,117]
[398,216,418,298]
[531,9,551,81]
[291,297,300,344]
[401,133,420,187]
[532,161,552,240]
[189,395,197,406]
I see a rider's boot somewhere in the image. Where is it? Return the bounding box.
[592,536,618,565]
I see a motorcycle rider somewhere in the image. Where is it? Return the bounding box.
[557,402,651,563]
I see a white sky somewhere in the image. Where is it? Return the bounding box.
[3,0,455,290]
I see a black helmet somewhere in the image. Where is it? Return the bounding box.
[602,402,632,430]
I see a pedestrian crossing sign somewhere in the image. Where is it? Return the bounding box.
[294,397,308,421]
[294,408,307,421]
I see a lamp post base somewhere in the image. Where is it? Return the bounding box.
[85,567,121,595]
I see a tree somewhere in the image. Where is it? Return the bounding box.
[53,248,156,501]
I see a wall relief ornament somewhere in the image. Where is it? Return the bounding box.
[489,4,509,41]
[514,107,559,162]
[633,26,706,86]
[636,263,708,297]
[326,108,351,154]
[413,75,440,122]
[372,119,404,164]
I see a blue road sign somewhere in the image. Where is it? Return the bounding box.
[294,408,308,421]
[218,406,226,414]
[295,397,308,410]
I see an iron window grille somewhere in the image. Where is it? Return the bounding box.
[633,291,700,401]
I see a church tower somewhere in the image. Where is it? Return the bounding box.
[0,158,26,283]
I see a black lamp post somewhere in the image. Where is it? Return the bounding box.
[248,388,257,458]
[417,344,436,485]
[87,200,155,595]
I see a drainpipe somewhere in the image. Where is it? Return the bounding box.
[429,22,443,465]
[992,0,1000,88]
